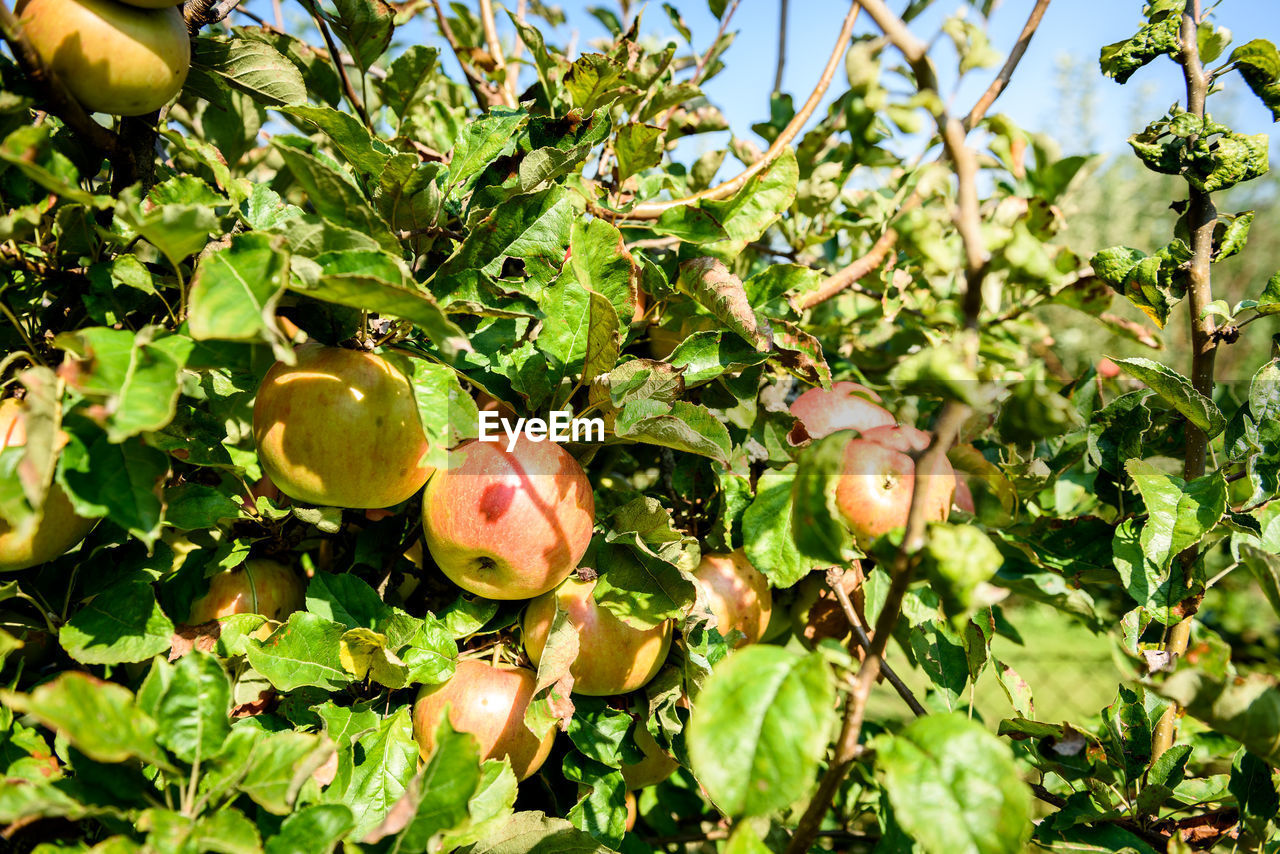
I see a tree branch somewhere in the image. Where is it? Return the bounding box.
[825,566,927,717]
[430,0,508,109]
[963,0,1051,130]
[309,9,372,129]
[606,1,862,221]
[792,227,899,311]
[0,0,124,158]
[773,0,789,95]
[1152,0,1218,765]
[478,0,517,107]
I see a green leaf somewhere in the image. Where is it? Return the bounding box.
[60,431,169,547]
[1230,750,1279,839]
[591,541,696,629]
[665,330,770,386]
[614,123,665,181]
[1157,670,1280,766]
[1238,544,1280,618]
[137,652,232,766]
[292,250,470,358]
[569,218,637,332]
[565,697,631,768]
[698,148,799,257]
[447,108,529,200]
[189,35,307,106]
[1110,357,1226,437]
[461,811,610,853]
[397,357,479,470]
[379,46,441,121]
[60,581,175,666]
[920,523,1003,623]
[188,232,292,359]
[264,804,355,854]
[1099,14,1180,84]
[676,258,771,351]
[1125,459,1227,568]
[1231,39,1280,120]
[364,716,486,847]
[272,138,400,253]
[615,399,732,463]
[240,730,336,815]
[687,646,836,817]
[247,612,354,691]
[55,327,194,442]
[323,705,419,839]
[299,0,394,71]
[742,465,822,589]
[442,187,574,285]
[278,105,391,179]
[875,713,1033,854]
[563,54,626,112]
[0,672,171,769]
[790,432,857,565]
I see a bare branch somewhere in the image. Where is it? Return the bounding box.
[183,0,244,33]
[773,0,789,95]
[309,9,372,129]
[793,227,898,311]
[824,566,927,717]
[430,0,509,109]
[478,0,517,107]
[963,0,1051,130]
[608,2,861,221]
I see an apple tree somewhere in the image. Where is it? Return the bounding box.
[0,0,1278,852]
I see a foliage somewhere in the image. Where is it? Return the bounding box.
[0,0,1278,852]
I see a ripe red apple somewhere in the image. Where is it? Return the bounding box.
[411,659,555,781]
[0,400,96,572]
[788,381,896,444]
[17,0,190,116]
[522,576,672,696]
[422,438,594,600]
[186,559,306,624]
[689,549,772,647]
[834,424,955,549]
[253,345,433,509]
[621,720,678,790]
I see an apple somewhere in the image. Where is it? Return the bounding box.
[0,400,96,572]
[17,0,190,116]
[689,549,772,647]
[789,381,896,444]
[422,438,594,600]
[522,576,672,696]
[186,558,306,624]
[834,424,955,549]
[411,659,555,781]
[621,720,678,790]
[253,345,433,509]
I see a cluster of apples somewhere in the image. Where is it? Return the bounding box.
[17,0,191,116]
[248,344,775,786]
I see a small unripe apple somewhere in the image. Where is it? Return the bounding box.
[789,381,896,444]
[689,550,771,647]
[17,0,190,116]
[186,559,306,624]
[522,576,672,696]
[411,659,555,781]
[834,424,955,549]
[253,345,433,509]
[621,720,678,790]
[0,400,96,572]
[422,438,594,600]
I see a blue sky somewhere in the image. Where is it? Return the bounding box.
[407,0,1280,160]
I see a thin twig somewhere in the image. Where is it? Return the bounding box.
[963,0,1051,130]
[825,567,927,717]
[310,10,371,129]
[430,0,509,109]
[1152,0,1218,766]
[793,226,900,311]
[608,2,861,221]
[507,0,529,95]
[478,0,517,107]
[773,0,789,94]
[0,0,124,158]
[655,0,742,130]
